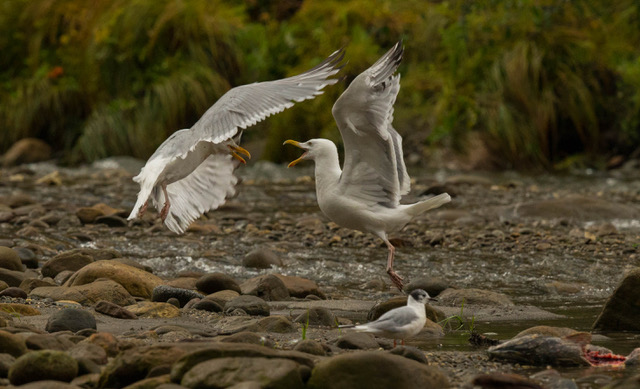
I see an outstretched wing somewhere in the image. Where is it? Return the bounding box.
[150,154,239,234]
[332,41,409,207]
[183,47,345,157]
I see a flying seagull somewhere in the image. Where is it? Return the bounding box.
[341,289,435,347]
[284,41,450,290]
[128,48,345,233]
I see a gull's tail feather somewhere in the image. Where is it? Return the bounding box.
[405,193,451,217]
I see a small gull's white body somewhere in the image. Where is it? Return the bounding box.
[346,289,433,346]
[128,48,345,233]
[285,41,451,289]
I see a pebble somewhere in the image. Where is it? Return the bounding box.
[94,300,138,320]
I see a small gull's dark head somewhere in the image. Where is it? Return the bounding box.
[408,289,434,304]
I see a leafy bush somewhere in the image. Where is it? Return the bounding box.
[0,0,638,169]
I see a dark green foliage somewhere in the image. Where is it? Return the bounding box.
[0,0,638,169]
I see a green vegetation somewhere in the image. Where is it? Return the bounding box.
[1,0,638,168]
[438,299,475,333]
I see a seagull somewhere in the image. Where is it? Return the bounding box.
[342,289,435,347]
[284,41,450,290]
[128,48,345,233]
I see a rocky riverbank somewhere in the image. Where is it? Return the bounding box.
[0,157,640,388]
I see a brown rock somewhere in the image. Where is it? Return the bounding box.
[65,260,162,299]
[125,302,181,318]
[0,303,41,316]
[94,300,138,320]
[42,251,93,279]
[240,274,289,301]
[274,274,323,299]
[0,247,23,271]
[1,138,51,167]
[30,279,135,306]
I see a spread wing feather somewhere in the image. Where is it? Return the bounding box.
[332,41,409,207]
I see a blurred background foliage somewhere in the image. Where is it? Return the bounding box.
[0,0,638,169]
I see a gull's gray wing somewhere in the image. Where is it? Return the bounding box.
[360,306,420,333]
[150,154,239,233]
[175,48,345,159]
[332,41,410,207]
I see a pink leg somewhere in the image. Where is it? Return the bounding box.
[384,238,404,291]
[138,200,148,217]
[159,183,170,221]
[393,339,397,348]
[401,339,405,346]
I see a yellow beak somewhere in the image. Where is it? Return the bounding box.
[283,139,306,168]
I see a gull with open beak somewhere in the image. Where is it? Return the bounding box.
[128,47,345,233]
[284,41,450,290]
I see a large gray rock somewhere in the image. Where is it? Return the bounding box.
[306,351,449,389]
[8,350,78,385]
[45,308,97,333]
[593,268,640,331]
[181,357,305,389]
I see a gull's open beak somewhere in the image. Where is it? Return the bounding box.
[283,139,307,168]
[228,144,252,164]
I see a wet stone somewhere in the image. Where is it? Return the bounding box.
[151,285,205,306]
[293,340,327,356]
[294,307,337,327]
[240,274,290,301]
[166,297,181,308]
[0,268,27,287]
[41,251,93,279]
[25,333,75,351]
[225,295,270,317]
[387,346,429,364]
[14,247,38,269]
[94,300,138,320]
[192,299,223,313]
[19,278,56,293]
[45,309,97,333]
[242,248,283,269]
[0,353,16,378]
[334,332,378,350]
[404,278,450,297]
[0,287,27,299]
[0,247,23,272]
[220,332,275,348]
[8,350,78,385]
[195,273,241,295]
[0,330,28,357]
